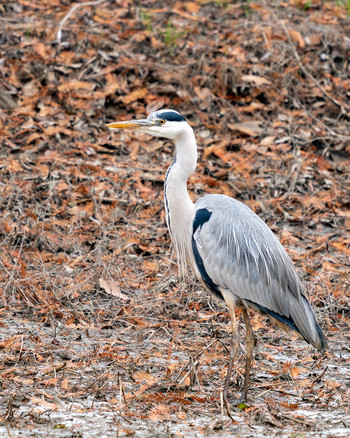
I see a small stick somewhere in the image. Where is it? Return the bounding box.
[15,334,24,365]
[278,19,346,115]
[174,339,218,383]
[56,0,106,47]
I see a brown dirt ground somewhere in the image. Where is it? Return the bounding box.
[0,0,349,436]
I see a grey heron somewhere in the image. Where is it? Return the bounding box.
[106,109,327,405]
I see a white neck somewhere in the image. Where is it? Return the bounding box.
[164,125,197,274]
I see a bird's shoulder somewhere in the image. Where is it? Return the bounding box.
[192,193,303,301]
[194,194,268,233]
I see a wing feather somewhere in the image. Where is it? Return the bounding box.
[192,194,326,351]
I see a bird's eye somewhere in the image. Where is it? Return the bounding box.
[159,119,166,125]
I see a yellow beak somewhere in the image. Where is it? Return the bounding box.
[106,119,154,130]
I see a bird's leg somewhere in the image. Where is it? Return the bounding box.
[223,308,240,408]
[240,307,256,403]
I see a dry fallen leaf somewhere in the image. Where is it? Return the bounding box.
[228,121,263,137]
[132,371,158,385]
[186,1,200,13]
[149,404,172,422]
[260,136,276,146]
[99,278,129,300]
[58,80,95,92]
[122,88,148,104]
[29,397,59,410]
[289,366,303,379]
[242,75,271,86]
[288,29,305,48]
[22,80,40,97]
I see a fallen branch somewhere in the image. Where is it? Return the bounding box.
[279,19,346,115]
[56,0,106,48]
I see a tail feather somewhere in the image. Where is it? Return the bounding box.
[291,294,327,352]
[245,295,327,353]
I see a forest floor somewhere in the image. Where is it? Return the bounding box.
[0,0,350,436]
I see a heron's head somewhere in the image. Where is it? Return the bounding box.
[106,109,190,140]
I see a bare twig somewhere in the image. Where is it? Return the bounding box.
[15,334,24,365]
[56,0,106,47]
[278,19,346,115]
[220,390,237,423]
[298,104,350,141]
[5,421,12,438]
[175,339,218,383]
